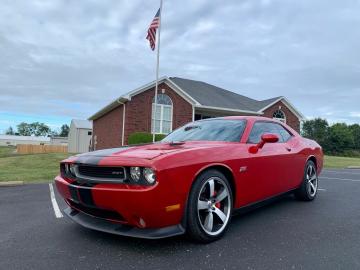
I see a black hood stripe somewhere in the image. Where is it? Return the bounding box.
[69,185,80,203]
[78,187,95,206]
[75,147,131,165]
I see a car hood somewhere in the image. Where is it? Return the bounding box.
[75,141,227,160]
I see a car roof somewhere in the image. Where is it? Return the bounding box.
[196,116,299,136]
[202,116,274,121]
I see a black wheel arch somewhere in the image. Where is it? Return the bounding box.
[307,155,317,170]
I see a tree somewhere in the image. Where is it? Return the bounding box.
[302,118,329,149]
[31,122,51,136]
[327,123,354,154]
[16,122,51,136]
[302,118,360,156]
[5,126,15,135]
[59,124,70,137]
[17,122,32,136]
[349,124,360,150]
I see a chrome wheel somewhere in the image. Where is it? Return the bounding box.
[197,177,231,236]
[306,163,318,197]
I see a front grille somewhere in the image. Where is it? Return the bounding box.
[67,199,125,222]
[76,165,126,180]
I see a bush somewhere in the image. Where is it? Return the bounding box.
[128,132,166,145]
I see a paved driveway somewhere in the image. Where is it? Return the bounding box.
[1,169,359,270]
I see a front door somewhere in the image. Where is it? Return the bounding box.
[238,121,296,205]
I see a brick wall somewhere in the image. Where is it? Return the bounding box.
[93,105,123,150]
[262,100,300,132]
[123,82,193,144]
[93,82,193,150]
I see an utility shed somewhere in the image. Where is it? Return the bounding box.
[68,119,92,153]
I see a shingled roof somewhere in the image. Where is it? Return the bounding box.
[89,76,303,120]
[169,77,281,112]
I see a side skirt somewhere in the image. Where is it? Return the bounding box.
[232,189,297,216]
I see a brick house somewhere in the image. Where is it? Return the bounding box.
[89,76,304,150]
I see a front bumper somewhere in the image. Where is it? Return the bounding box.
[55,175,186,236]
[64,207,185,239]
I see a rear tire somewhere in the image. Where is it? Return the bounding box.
[294,160,318,201]
[186,169,233,243]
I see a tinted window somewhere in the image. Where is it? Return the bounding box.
[248,122,292,144]
[162,119,246,143]
[276,124,292,142]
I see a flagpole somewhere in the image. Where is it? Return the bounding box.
[153,0,163,143]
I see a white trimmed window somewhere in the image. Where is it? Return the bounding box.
[152,94,173,134]
[273,109,286,123]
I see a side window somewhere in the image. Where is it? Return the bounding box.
[248,122,293,144]
[276,124,292,142]
[248,122,282,144]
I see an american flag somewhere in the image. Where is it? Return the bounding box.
[146,9,160,51]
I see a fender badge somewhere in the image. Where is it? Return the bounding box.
[239,166,247,173]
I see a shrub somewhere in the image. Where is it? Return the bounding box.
[128,132,166,145]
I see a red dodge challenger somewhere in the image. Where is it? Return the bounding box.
[55,116,323,242]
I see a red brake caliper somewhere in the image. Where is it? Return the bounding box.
[213,191,221,208]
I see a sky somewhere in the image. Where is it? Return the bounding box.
[1,0,360,134]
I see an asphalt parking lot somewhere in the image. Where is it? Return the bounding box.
[1,169,360,270]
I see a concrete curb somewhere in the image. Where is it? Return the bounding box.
[347,166,360,169]
[0,181,24,187]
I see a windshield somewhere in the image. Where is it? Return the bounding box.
[162,119,246,143]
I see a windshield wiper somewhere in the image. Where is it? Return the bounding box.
[184,125,201,132]
[169,141,185,146]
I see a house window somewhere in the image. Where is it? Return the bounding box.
[195,114,214,121]
[273,109,286,123]
[152,94,173,134]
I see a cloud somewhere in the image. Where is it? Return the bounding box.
[350,112,360,118]
[0,0,360,132]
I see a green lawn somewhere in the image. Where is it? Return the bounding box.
[324,155,360,169]
[0,146,17,158]
[0,146,70,183]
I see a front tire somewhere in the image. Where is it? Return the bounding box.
[294,160,318,201]
[187,169,233,243]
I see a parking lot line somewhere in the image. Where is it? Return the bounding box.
[323,170,360,175]
[320,176,360,182]
[49,183,63,218]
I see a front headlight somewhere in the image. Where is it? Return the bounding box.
[130,167,141,182]
[143,168,156,184]
[69,164,76,176]
[64,163,70,174]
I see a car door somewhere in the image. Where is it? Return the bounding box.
[240,121,295,204]
[274,123,302,190]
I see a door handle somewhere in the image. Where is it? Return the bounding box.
[286,147,292,152]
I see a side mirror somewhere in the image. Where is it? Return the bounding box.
[249,133,279,154]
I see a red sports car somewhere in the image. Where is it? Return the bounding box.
[55,116,323,242]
